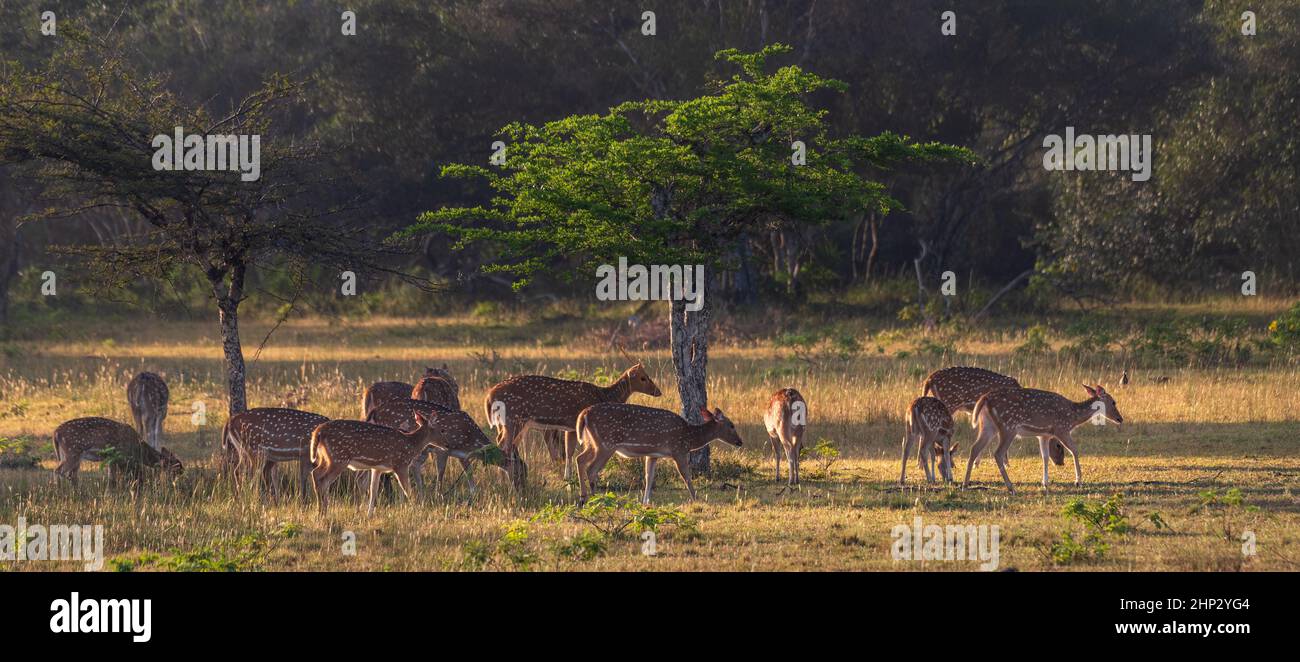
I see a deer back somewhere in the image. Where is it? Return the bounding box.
[923,367,1019,412]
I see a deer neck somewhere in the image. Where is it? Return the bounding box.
[601,375,633,403]
[686,421,720,451]
[1069,397,1101,429]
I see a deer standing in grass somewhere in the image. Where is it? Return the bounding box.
[360,365,457,419]
[222,408,328,501]
[309,415,443,516]
[575,404,744,504]
[900,396,955,484]
[367,398,526,493]
[963,384,1123,493]
[921,366,1067,467]
[763,388,807,485]
[53,417,182,485]
[484,359,661,480]
[127,372,169,451]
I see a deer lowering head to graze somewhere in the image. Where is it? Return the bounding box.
[922,366,1066,465]
[900,396,955,485]
[309,415,443,516]
[763,388,807,485]
[222,407,328,501]
[575,404,743,504]
[361,365,459,419]
[368,399,526,493]
[963,384,1123,493]
[127,371,169,450]
[54,417,182,485]
[411,376,460,410]
[484,361,661,480]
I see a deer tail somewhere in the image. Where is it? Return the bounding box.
[971,394,991,430]
[309,427,320,465]
[922,376,936,398]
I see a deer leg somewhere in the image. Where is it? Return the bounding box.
[919,436,935,483]
[458,457,477,495]
[575,443,597,500]
[672,453,696,501]
[393,467,415,502]
[298,457,311,503]
[585,447,617,500]
[769,434,782,482]
[899,431,915,485]
[563,431,579,481]
[787,436,800,486]
[642,457,659,505]
[366,469,381,516]
[1059,433,1082,486]
[992,429,1016,493]
[1037,437,1051,491]
[311,463,337,515]
[261,459,278,502]
[962,423,996,489]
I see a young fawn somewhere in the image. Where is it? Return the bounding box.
[484,362,661,480]
[222,407,329,501]
[900,396,956,485]
[126,371,169,450]
[763,388,807,485]
[963,384,1124,493]
[54,417,182,485]
[575,404,743,504]
[367,398,527,492]
[309,414,443,515]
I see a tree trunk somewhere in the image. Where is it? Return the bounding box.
[0,217,16,334]
[213,263,249,416]
[669,275,712,474]
[730,239,758,305]
[865,215,880,282]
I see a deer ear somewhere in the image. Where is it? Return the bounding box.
[699,407,714,422]
[713,407,724,419]
[413,412,428,427]
[1082,384,1097,397]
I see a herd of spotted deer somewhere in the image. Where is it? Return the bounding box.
[47,360,1124,515]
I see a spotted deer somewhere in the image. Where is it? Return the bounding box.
[309,415,443,516]
[963,384,1124,493]
[484,361,661,480]
[367,399,526,493]
[222,407,328,500]
[53,417,182,485]
[763,388,807,485]
[360,365,457,419]
[921,366,1067,466]
[575,404,744,504]
[411,376,460,410]
[900,396,956,484]
[127,372,169,450]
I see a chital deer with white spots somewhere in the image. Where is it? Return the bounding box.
[53,417,182,485]
[309,415,443,516]
[485,360,661,480]
[367,398,526,493]
[360,365,457,419]
[900,396,955,484]
[411,375,460,409]
[575,404,743,504]
[222,408,328,501]
[763,388,807,485]
[922,366,1067,466]
[963,384,1124,493]
[127,372,169,451]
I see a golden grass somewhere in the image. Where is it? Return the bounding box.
[2,309,1299,571]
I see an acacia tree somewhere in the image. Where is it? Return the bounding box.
[408,44,972,471]
[0,31,420,414]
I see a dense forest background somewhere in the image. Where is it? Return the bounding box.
[1,0,1296,330]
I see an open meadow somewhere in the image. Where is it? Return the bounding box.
[2,296,1298,572]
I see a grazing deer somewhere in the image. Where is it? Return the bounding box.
[360,365,457,419]
[411,376,460,410]
[900,396,955,485]
[367,398,526,493]
[309,415,442,516]
[484,360,661,480]
[127,372,169,451]
[575,404,744,504]
[53,417,182,485]
[763,388,807,485]
[963,384,1123,493]
[222,407,328,501]
[922,366,1066,466]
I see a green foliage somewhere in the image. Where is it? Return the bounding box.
[108,526,298,572]
[1048,494,1132,565]
[550,530,608,565]
[775,329,862,365]
[1014,325,1053,356]
[532,493,691,539]
[1268,301,1300,350]
[0,435,40,469]
[800,438,841,476]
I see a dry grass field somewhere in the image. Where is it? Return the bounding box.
[2,297,1299,572]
